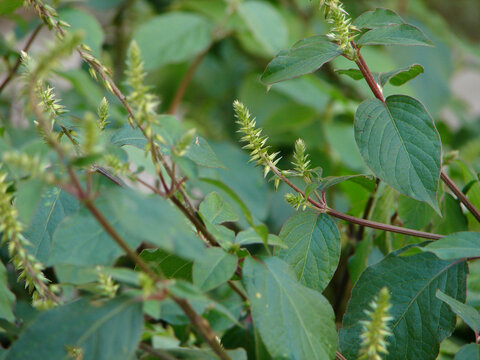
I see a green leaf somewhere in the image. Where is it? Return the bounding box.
[242,256,337,360]
[432,194,468,234]
[339,250,467,360]
[24,188,79,263]
[378,64,424,87]
[353,8,405,29]
[455,344,480,360]
[200,192,238,225]
[193,247,237,291]
[276,212,340,292]
[436,290,480,333]
[140,249,192,281]
[133,12,213,70]
[305,175,373,199]
[59,8,105,57]
[0,261,15,323]
[184,136,225,169]
[354,95,441,210]
[234,228,287,248]
[358,24,433,47]
[48,208,134,266]
[421,232,480,260]
[6,297,143,360]
[237,1,287,56]
[261,36,342,85]
[104,188,206,261]
[335,68,365,81]
[15,178,45,226]
[397,195,435,230]
[0,0,23,15]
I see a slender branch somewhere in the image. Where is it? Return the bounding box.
[336,351,348,360]
[441,170,480,223]
[227,280,248,302]
[327,208,443,240]
[0,24,43,94]
[356,178,380,241]
[173,296,232,360]
[266,158,443,240]
[168,49,209,114]
[139,343,176,360]
[353,43,385,103]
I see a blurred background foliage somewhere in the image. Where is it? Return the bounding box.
[1,0,480,357]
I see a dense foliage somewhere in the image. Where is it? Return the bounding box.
[1,0,480,359]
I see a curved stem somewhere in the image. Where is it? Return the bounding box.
[441,170,480,223]
[327,208,443,240]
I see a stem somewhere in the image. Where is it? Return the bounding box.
[139,343,176,360]
[174,296,232,360]
[0,24,43,94]
[168,49,209,114]
[336,351,348,360]
[353,43,385,103]
[327,208,443,240]
[83,200,160,281]
[266,158,443,240]
[441,170,480,223]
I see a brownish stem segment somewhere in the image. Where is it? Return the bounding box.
[441,170,480,223]
[354,48,385,103]
[327,208,443,240]
[336,351,348,360]
[139,343,177,360]
[174,296,232,360]
[0,24,43,94]
[168,49,209,114]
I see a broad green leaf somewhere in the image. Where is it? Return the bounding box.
[421,232,480,260]
[276,212,340,292]
[133,12,213,70]
[353,8,405,29]
[140,249,192,281]
[378,64,424,87]
[104,188,206,261]
[436,290,480,333]
[24,188,79,263]
[193,247,237,291]
[397,195,435,230]
[59,8,105,57]
[242,256,337,360]
[184,136,225,169]
[237,1,287,56]
[0,261,15,322]
[261,36,342,85]
[200,192,238,224]
[235,228,287,248]
[15,178,45,225]
[354,95,441,210]
[48,208,134,266]
[455,344,480,360]
[432,194,468,234]
[358,24,433,47]
[6,297,143,360]
[339,250,467,360]
[0,0,23,15]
